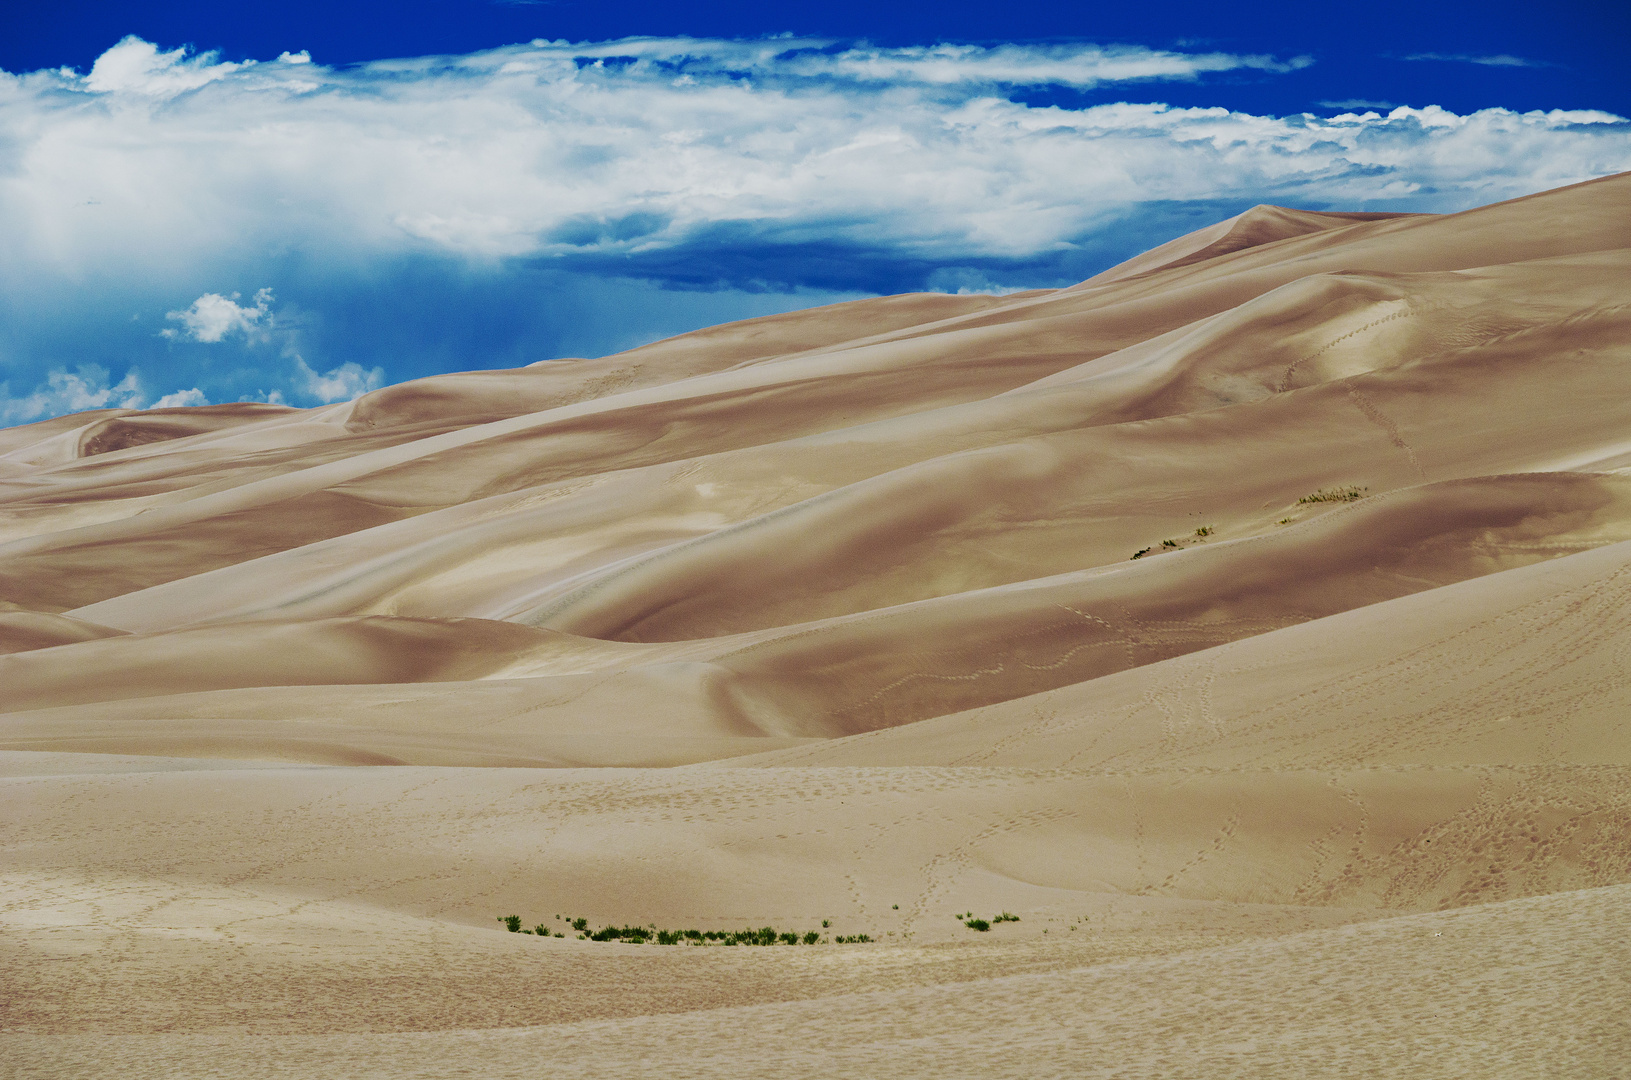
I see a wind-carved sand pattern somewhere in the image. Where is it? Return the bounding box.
[4,174,1631,1077]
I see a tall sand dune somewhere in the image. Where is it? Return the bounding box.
[3,172,1630,1076]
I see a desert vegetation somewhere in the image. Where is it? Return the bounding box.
[1298,485,1368,504]
[1132,526,1215,559]
[956,911,1020,932]
[498,915,863,946]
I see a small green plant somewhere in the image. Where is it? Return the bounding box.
[803,931,820,945]
[821,919,830,927]
[993,912,1020,924]
[1161,539,1180,549]
[1298,485,1368,505]
[1277,517,1293,525]
[1194,526,1213,537]
[1130,547,1152,560]
[500,915,522,933]
[965,918,991,932]
[892,904,899,909]
[834,934,873,944]
[571,918,588,932]
[533,924,551,936]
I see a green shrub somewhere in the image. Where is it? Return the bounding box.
[803,931,820,945]
[1130,547,1152,560]
[965,918,991,931]
[500,915,522,933]
[589,924,654,943]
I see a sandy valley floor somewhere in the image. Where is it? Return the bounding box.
[4,174,1631,1076]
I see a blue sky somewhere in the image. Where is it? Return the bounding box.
[2,1,1628,422]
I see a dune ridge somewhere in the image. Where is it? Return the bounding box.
[3,173,1630,1076]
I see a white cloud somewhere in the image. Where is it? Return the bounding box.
[150,387,209,408]
[83,35,244,96]
[293,356,384,403]
[0,367,144,424]
[923,267,1031,295]
[163,288,272,343]
[1,34,1621,281]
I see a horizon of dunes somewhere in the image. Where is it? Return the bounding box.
[4,172,1630,1077]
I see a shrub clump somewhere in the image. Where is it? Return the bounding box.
[502,916,857,947]
[1298,485,1368,504]
[960,911,1019,931]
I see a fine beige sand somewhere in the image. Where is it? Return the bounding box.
[4,173,1630,1076]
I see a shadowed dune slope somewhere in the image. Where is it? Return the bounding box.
[3,173,1630,1076]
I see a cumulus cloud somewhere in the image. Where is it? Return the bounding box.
[0,365,217,423]
[0,366,143,424]
[292,356,385,403]
[83,35,244,96]
[150,387,209,408]
[163,288,273,342]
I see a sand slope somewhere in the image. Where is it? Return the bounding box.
[3,173,1630,1076]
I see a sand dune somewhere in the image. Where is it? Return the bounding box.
[3,172,1630,1075]
[0,608,126,655]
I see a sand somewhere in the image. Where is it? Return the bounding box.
[3,172,1630,1076]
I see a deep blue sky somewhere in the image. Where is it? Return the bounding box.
[7,0,1627,115]
[2,1,1627,421]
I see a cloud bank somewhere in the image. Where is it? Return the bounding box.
[1,34,1628,422]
